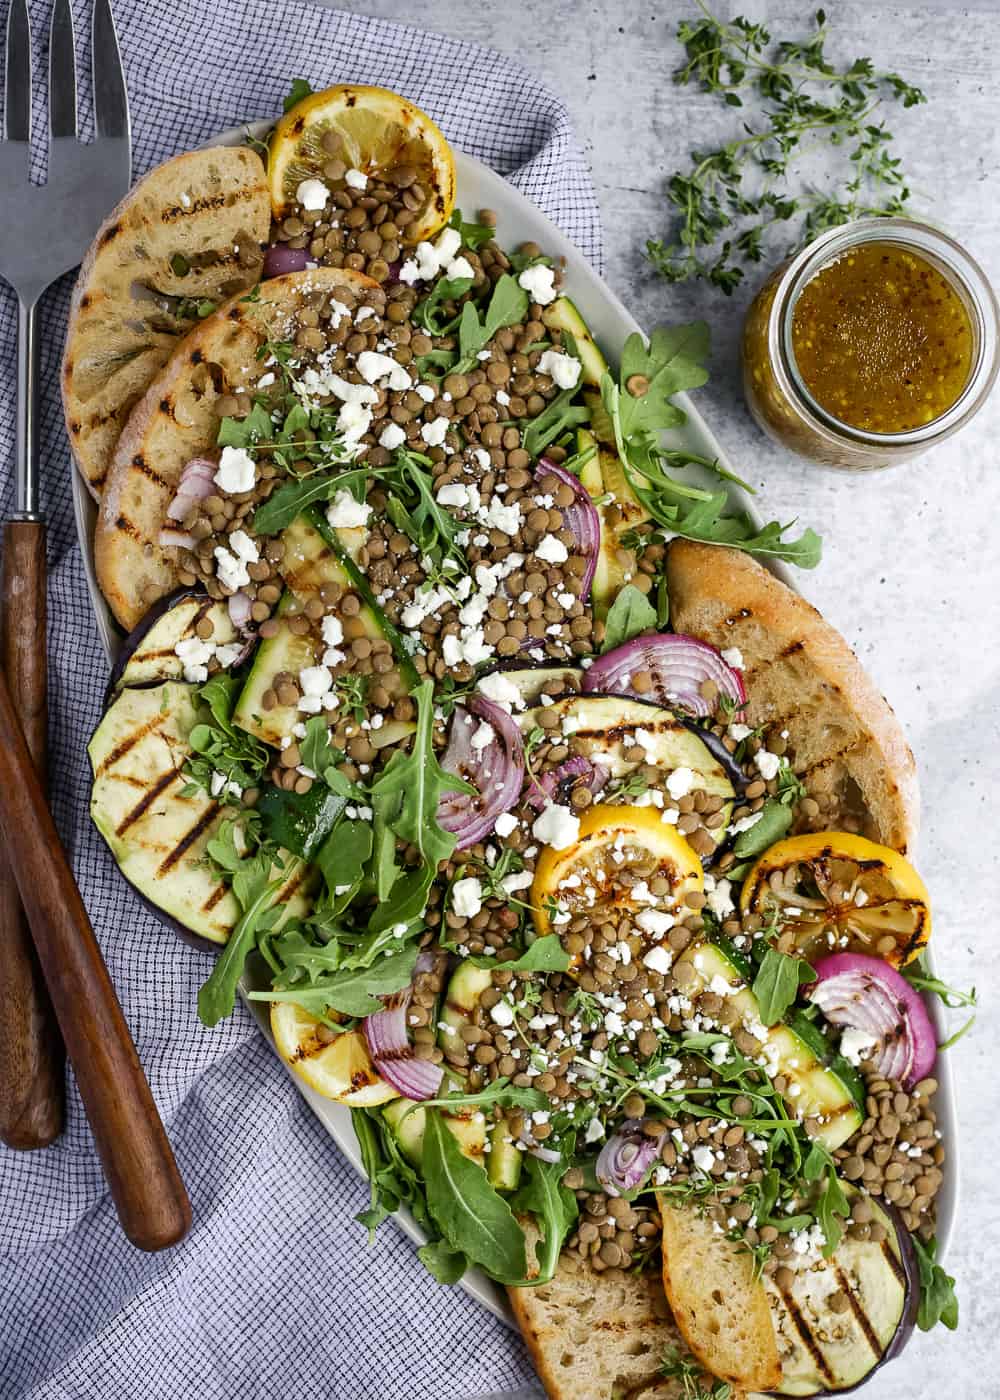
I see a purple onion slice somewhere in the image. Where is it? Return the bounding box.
[809,953,937,1088]
[583,632,746,718]
[595,1119,664,1196]
[363,953,445,1101]
[525,754,608,811]
[535,457,601,602]
[262,244,309,278]
[165,456,217,524]
[437,695,525,850]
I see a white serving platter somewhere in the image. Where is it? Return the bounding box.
[70,122,957,1333]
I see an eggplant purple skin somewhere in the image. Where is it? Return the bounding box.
[103,585,211,705]
[682,719,747,793]
[763,1196,919,1397]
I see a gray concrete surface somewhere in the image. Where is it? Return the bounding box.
[312,4,1000,1394]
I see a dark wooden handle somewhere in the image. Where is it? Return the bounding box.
[0,656,191,1250]
[0,519,64,1149]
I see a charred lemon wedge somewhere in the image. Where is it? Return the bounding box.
[531,804,703,950]
[740,831,930,966]
[270,1002,398,1106]
[269,84,456,240]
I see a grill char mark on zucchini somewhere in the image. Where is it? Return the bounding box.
[115,768,179,835]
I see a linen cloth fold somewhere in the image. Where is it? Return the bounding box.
[0,3,600,1396]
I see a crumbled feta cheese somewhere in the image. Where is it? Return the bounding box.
[721,646,744,670]
[704,877,735,920]
[477,670,525,712]
[500,869,533,894]
[214,445,256,494]
[728,722,752,742]
[490,999,515,1028]
[643,945,673,974]
[665,766,695,801]
[755,749,781,781]
[494,811,519,838]
[378,422,406,451]
[840,1027,878,1066]
[537,349,582,390]
[344,168,368,190]
[175,636,214,684]
[446,254,475,280]
[295,177,329,211]
[470,720,495,752]
[636,909,676,938]
[299,665,333,697]
[729,810,764,836]
[517,263,557,305]
[532,803,580,851]
[321,615,344,648]
[482,496,521,535]
[228,529,259,564]
[692,1145,716,1174]
[326,489,372,529]
[420,415,451,447]
[584,1116,605,1144]
[213,546,250,592]
[536,533,568,564]
[452,877,484,918]
[356,350,412,391]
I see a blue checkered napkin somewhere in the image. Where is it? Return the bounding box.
[0,2,599,1397]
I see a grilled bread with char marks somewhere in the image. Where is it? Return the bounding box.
[94,266,378,631]
[666,540,919,854]
[63,146,270,500]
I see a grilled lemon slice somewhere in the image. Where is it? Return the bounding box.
[740,831,931,966]
[269,83,455,241]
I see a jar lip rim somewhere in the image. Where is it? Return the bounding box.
[770,217,1000,446]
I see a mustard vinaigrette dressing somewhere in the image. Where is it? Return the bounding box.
[790,244,974,434]
[741,218,999,470]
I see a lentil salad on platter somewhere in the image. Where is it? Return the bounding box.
[67,81,966,1399]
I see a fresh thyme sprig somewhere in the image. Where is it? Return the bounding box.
[648,5,927,293]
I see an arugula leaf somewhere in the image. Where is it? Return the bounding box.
[417,1238,469,1284]
[413,274,475,335]
[602,584,658,651]
[283,77,314,112]
[752,947,817,1026]
[615,324,711,439]
[471,935,571,975]
[217,401,273,451]
[252,467,370,536]
[374,449,468,569]
[367,861,436,936]
[732,799,793,858]
[913,1235,959,1331]
[314,819,372,908]
[510,1153,578,1286]
[446,207,496,251]
[183,675,269,800]
[404,1077,548,1120]
[369,679,471,872]
[521,387,590,459]
[453,274,529,370]
[251,944,419,1018]
[198,828,285,1027]
[422,1108,527,1281]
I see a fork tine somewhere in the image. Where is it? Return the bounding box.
[4,0,31,144]
[49,0,77,140]
[91,0,128,141]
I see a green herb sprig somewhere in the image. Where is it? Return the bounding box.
[648,5,926,294]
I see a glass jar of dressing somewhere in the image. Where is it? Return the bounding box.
[742,218,999,470]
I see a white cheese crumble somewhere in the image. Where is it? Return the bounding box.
[642,945,673,975]
[755,749,781,781]
[420,416,451,447]
[536,349,581,390]
[536,533,568,564]
[721,646,745,670]
[692,1145,716,1174]
[840,1027,879,1066]
[174,636,214,684]
[357,350,411,391]
[326,489,372,529]
[344,167,368,190]
[665,766,695,801]
[494,811,519,838]
[477,670,525,712]
[213,546,250,592]
[214,446,256,494]
[295,177,329,211]
[517,263,557,305]
[379,422,406,451]
[490,999,515,1028]
[451,877,484,918]
[532,802,580,851]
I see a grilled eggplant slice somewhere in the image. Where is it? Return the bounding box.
[518,694,736,829]
[89,681,312,945]
[764,1193,918,1394]
[107,588,238,695]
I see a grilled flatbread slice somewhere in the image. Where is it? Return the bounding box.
[94,266,377,631]
[666,540,919,854]
[63,146,270,499]
[659,1205,780,1392]
[509,1245,688,1400]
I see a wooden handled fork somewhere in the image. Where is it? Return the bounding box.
[0,0,131,1148]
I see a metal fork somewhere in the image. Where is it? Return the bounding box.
[0,0,130,1150]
